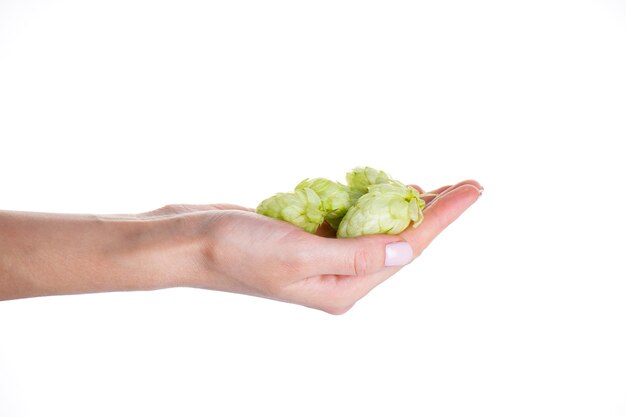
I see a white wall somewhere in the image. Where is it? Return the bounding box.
[1,1,625,416]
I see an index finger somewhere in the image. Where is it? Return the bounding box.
[401,183,482,256]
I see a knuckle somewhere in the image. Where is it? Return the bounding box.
[285,251,309,276]
[285,240,315,276]
[352,247,371,276]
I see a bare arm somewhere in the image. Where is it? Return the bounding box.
[0,180,482,313]
[0,210,205,300]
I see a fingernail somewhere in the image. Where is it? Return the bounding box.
[385,242,413,267]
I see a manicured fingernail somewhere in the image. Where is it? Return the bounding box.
[385,242,413,267]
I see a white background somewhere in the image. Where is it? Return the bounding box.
[1,0,626,416]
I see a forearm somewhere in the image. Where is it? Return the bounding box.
[0,210,205,301]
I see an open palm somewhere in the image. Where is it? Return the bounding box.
[141,180,481,313]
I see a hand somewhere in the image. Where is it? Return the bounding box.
[0,180,481,310]
[145,180,482,314]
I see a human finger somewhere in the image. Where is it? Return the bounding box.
[349,183,482,297]
[423,180,483,207]
[401,184,481,256]
[297,234,411,277]
[408,184,425,193]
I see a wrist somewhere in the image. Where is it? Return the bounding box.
[102,213,215,292]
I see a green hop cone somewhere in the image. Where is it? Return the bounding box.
[295,178,351,230]
[346,166,393,194]
[346,166,395,205]
[337,183,426,238]
[256,187,324,233]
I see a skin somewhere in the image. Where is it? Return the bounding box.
[0,180,482,314]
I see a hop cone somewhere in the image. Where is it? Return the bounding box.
[346,166,392,194]
[256,188,324,233]
[296,178,351,230]
[337,183,426,238]
[346,166,394,205]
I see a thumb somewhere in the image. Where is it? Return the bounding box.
[304,235,414,277]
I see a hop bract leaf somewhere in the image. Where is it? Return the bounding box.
[337,183,426,238]
[256,188,324,233]
[346,166,396,206]
[346,166,393,194]
[295,178,351,230]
